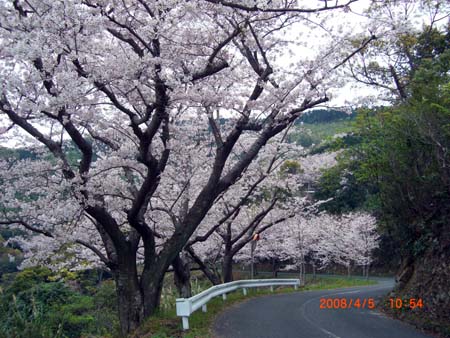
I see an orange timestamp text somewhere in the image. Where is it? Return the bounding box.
[319,297,376,309]
[389,298,424,309]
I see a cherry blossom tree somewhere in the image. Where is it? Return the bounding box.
[188,147,339,284]
[257,209,320,284]
[163,133,303,292]
[186,138,303,284]
[254,211,378,280]
[342,212,379,277]
[310,211,378,276]
[261,212,337,280]
[0,0,382,333]
[193,196,308,283]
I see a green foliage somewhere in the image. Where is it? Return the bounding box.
[0,282,93,338]
[289,120,353,149]
[325,27,449,261]
[0,233,22,278]
[280,160,303,175]
[294,108,355,124]
[0,147,37,161]
[314,155,373,214]
[291,130,315,148]
[0,267,119,338]
[91,280,119,333]
[7,267,53,294]
[356,83,449,257]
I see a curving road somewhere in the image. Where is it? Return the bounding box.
[213,279,433,338]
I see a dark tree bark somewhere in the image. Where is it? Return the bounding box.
[111,251,144,335]
[113,271,143,334]
[272,258,280,278]
[222,253,234,283]
[222,223,234,282]
[137,252,168,323]
[173,254,192,298]
[186,247,222,285]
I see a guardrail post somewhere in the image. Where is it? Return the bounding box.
[243,288,247,296]
[270,286,274,292]
[182,316,189,330]
[176,298,191,331]
[294,284,298,290]
[222,293,227,300]
[202,304,207,312]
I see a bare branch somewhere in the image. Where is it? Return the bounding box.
[107,28,144,57]
[0,95,75,179]
[75,239,112,267]
[203,0,358,13]
[332,34,377,70]
[0,219,54,238]
[191,60,229,82]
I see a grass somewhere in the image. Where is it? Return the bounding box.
[132,276,377,338]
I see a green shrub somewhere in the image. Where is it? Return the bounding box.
[0,267,119,338]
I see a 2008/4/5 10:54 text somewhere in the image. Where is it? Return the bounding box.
[319,297,424,310]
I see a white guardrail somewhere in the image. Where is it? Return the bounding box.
[176,278,300,330]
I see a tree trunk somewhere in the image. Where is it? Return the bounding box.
[113,263,144,336]
[140,266,165,322]
[222,254,233,283]
[173,254,192,298]
[223,231,234,282]
[299,261,306,286]
[186,246,222,285]
[202,264,222,285]
[303,262,306,284]
[312,263,316,281]
[272,258,279,278]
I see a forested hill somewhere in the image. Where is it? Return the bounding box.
[0,146,37,161]
[294,108,356,124]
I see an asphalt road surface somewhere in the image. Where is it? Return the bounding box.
[213,279,433,338]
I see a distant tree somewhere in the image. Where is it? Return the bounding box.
[295,109,355,124]
[256,211,378,279]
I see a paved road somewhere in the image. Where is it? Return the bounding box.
[213,279,433,338]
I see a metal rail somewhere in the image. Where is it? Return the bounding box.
[176,278,300,330]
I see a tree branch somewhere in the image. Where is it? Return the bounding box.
[0,95,75,179]
[204,0,358,13]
